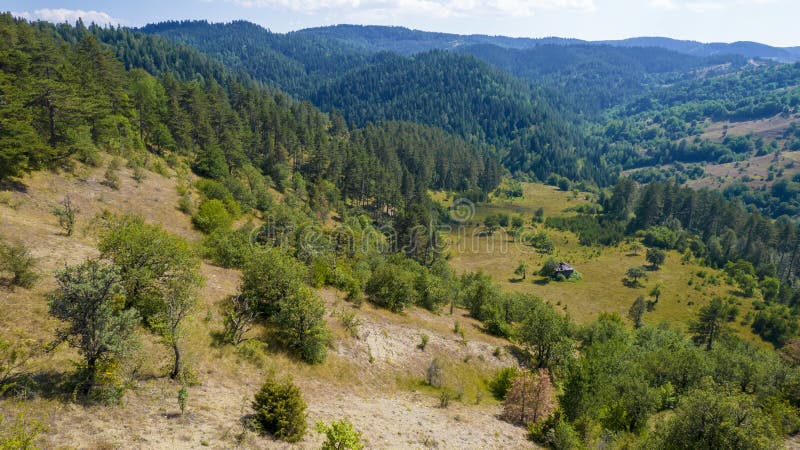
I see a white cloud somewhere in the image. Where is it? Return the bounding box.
[232,0,596,18]
[685,2,724,12]
[648,0,780,12]
[12,8,123,26]
[648,0,678,9]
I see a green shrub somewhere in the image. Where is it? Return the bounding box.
[192,199,233,234]
[0,413,46,449]
[196,179,241,216]
[315,420,365,450]
[0,240,38,289]
[202,227,253,268]
[178,386,188,415]
[488,367,520,400]
[365,262,417,312]
[252,374,307,442]
[274,288,331,364]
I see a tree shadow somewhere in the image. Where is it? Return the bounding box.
[508,277,525,283]
[505,345,533,369]
[0,179,28,193]
[622,278,644,288]
[533,277,551,286]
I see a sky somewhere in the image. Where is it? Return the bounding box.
[6,0,800,47]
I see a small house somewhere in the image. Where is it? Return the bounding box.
[554,262,574,278]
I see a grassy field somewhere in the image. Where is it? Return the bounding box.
[438,183,761,341]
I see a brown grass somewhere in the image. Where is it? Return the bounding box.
[0,163,532,449]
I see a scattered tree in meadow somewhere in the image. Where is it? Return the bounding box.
[628,296,647,328]
[646,248,666,270]
[514,261,529,280]
[689,297,735,350]
[0,240,38,289]
[52,196,78,236]
[626,266,646,286]
[484,214,500,235]
[649,281,665,304]
[221,295,257,345]
[48,260,140,396]
[241,248,308,318]
[99,215,203,377]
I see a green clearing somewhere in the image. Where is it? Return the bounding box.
[438,182,760,339]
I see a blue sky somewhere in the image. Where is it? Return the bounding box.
[7,0,800,47]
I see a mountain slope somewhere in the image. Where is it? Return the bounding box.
[300,24,800,62]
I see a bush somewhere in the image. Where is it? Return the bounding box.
[315,420,365,450]
[192,199,233,234]
[252,374,307,442]
[52,196,78,236]
[365,262,417,312]
[426,358,444,388]
[489,367,520,400]
[274,288,331,364]
[0,413,46,449]
[202,227,253,268]
[0,240,38,289]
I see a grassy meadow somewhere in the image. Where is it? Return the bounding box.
[436,182,761,340]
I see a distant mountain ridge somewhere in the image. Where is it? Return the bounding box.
[297,25,800,62]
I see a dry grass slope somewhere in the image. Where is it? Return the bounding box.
[0,162,533,449]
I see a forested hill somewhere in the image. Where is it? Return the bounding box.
[454,43,749,114]
[141,20,610,186]
[299,24,800,62]
[139,20,370,98]
[0,14,501,217]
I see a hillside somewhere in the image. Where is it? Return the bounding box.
[0,160,530,449]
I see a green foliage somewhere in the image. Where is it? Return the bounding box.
[241,248,308,319]
[315,420,365,450]
[274,287,330,364]
[517,298,573,370]
[514,261,528,280]
[646,380,783,449]
[689,297,736,351]
[252,374,307,442]
[752,304,799,348]
[365,262,417,312]
[221,295,257,345]
[98,215,202,378]
[459,271,501,320]
[98,214,200,323]
[628,296,647,328]
[488,367,520,400]
[178,385,188,415]
[0,414,46,450]
[202,227,254,268]
[0,240,38,289]
[646,248,667,269]
[192,199,233,234]
[48,259,140,396]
